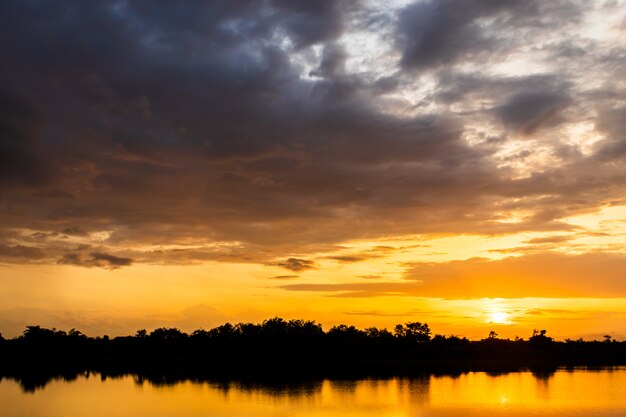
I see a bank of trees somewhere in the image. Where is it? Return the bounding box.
[1,318,625,383]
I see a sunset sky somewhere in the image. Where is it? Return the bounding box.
[2,0,626,340]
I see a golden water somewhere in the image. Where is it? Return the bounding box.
[2,369,626,416]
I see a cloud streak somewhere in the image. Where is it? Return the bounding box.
[58,252,133,269]
[280,252,626,299]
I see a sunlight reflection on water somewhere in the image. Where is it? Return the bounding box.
[2,368,626,416]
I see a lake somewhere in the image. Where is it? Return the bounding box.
[2,368,626,416]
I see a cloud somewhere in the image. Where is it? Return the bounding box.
[396,0,584,70]
[270,0,353,48]
[326,255,369,263]
[58,252,133,269]
[0,0,625,269]
[358,275,384,280]
[523,235,573,244]
[279,281,423,298]
[280,252,626,299]
[396,0,537,70]
[496,91,569,135]
[271,275,300,280]
[0,90,51,187]
[0,244,45,261]
[273,258,317,272]
[344,309,429,317]
[593,106,626,161]
[403,252,626,298]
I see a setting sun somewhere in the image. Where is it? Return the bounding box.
[488,310,511,325]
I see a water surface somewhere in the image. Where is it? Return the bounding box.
[2,368,626,416]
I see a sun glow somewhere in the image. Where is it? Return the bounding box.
[482,299,514,325]
[488,310,512,325]
[489,311,510,324]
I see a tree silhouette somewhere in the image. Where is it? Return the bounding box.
[68,329,86,339]
[149,327,186,342]
[1,319,625,390]
[529,329,553,347]
[394,322,431,343]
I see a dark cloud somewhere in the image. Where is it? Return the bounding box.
[137,245,263,265]
[0,91,51,186]
[396,0,528,69]
[271,275,300,280]
[270,0,353,48]
[0,0,624,269]
[58,252,133,269]
[396,0,583,70]
[324,245,397,263]
[30,232,62,240]
[62,227,87,236]
[274,258,317,272]
[312,43,348,77]
[593,105,626,161]
[327,255,369,263]
[496,91,569,135]
[0,244,45,260]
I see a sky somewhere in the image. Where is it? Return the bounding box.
[1,0,626,340]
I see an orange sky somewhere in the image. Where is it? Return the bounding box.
[1,0,626,339]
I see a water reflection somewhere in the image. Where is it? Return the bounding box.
[1,369,625,416]
[531,369,555,400]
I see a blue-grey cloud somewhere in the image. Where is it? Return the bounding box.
[0,0,624,267]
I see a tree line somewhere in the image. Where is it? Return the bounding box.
[1,317,625,390]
